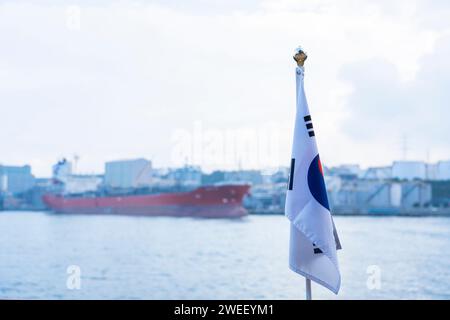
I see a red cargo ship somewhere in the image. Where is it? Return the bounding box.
[43,184,250,218]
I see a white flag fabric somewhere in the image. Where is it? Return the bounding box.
[285,65,342,294]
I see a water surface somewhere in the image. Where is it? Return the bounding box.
[0,211,449,299]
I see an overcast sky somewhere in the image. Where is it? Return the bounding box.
[1,0,450,177]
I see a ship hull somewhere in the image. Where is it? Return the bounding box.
[43,204,247,218]
[43,185,250,218]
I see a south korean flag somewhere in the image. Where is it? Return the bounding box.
[285,52,342,294]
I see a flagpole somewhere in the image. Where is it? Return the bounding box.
[306,278,312,300]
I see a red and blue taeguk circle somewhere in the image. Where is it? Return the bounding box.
[307,154,330,211]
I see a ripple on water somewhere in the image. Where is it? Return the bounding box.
[0,212,449,299]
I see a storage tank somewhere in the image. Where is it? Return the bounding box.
[105,159,152,189]
[437,161,450,180]
[392,161,426,180]
[390,183,402,207]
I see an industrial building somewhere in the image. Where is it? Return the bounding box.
[326,176,432,214]
[437,161,450,180]
[391,160,450,181]
[1,157,449,214]
[0,165,35,194]
[104,158,152,189]
[392,161,427,180]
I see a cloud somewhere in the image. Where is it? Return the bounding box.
[0,0,449,176]
[338,35,450,162]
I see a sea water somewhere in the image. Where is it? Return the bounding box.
[0,211,449,299]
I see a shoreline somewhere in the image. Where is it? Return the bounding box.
[2,208,450,218]
[248,209,450,217]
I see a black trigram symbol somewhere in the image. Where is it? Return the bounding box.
[313,243,323,254]
[288,158,295,191]
[313,238,341,255]
[304,115,315,137]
